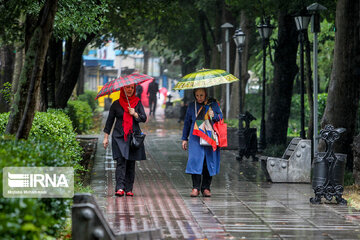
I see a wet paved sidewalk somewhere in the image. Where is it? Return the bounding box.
[90,108,360,239]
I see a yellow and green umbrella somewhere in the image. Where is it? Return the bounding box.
[173,69,238,90]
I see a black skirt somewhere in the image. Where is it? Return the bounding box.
[112,135,146,161]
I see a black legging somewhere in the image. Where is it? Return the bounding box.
[191,158,212,192]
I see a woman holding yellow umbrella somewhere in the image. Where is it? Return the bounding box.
[174,69,238,197]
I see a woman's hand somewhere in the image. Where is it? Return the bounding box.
[209,109,214,118]
[103,134,109,149]
[182,140,188,151]
[128,107,139,118]
[128,107,135,115]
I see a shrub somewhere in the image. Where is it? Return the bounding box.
[66,100,93,134]
[0,137,73,239]
[0,112,9,133]
[0,109,83,239]
[78,90,98,112]
[0,109,83,167]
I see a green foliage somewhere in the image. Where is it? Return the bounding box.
[288,93,328,135]
[244,93,264,120]
[318,93,328,119]
[0,112,9,134]
[0,109,83,168]
[54,0,109,40]
[344,170,355,186]
[309,19,336,92]
[242,93,329,137]
[78,90,98,112]
[31,109,83,166]
[262,143,287,158]
[0,137,73,239]
[66,100,93,134]
[0,82,12,104]
[0,109,83,239]
[224,119,239,128]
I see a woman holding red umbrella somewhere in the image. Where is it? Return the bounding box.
[103,84,147,197]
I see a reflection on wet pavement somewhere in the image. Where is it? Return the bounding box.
[90,109,360,239]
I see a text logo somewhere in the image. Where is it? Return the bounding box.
[3,167,74,198]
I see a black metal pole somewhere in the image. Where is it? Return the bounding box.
[237,47,244,161]
[300,32,305,139]
[259,38,267,150]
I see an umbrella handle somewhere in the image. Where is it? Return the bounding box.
[123,88,131,108]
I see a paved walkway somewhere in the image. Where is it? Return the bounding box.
[90,108,360,239]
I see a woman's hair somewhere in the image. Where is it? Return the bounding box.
[193,88,207,98]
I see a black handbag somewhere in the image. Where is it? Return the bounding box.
[130,132,146,149]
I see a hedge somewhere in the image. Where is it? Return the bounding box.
[0,110,82,239]
[78,90,98,112]
[66,100,93,134]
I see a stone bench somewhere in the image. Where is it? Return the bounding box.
[260,137,311,183]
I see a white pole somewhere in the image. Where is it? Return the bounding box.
[221,23,233,119]
[313,32,319,155]
[225,28,230,119]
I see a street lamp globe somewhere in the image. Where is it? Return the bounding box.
[294,15,311,31]
[257,19,275,40]
[216,43,222,53]
[233,27,246,48]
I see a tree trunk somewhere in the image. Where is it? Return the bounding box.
[55,34,96,109]
[198,10,211,68]
[44,37,62,108]
[229,11,253,119]
[12,44,25,101]
[320,0,360,171]
[353,134,360,185]
[62,38,72,78]
[77,61,85,96]
[5,0,58,139]
[142,46,149,74]
[305,31,314,141]
[39,59,48,111]
[266,10,299,145]
[0,45,15,113]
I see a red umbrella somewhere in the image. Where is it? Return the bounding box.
[95,73,154,100]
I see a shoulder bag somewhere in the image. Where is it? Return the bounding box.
[131,132,146,149]
[195,102,219,147]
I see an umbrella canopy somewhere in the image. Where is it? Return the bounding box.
[173,69,238,90]
[95,73,154,100]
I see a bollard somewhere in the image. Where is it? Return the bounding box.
[310,125,347,205]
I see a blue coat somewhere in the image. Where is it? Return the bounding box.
[182,100,223,176]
